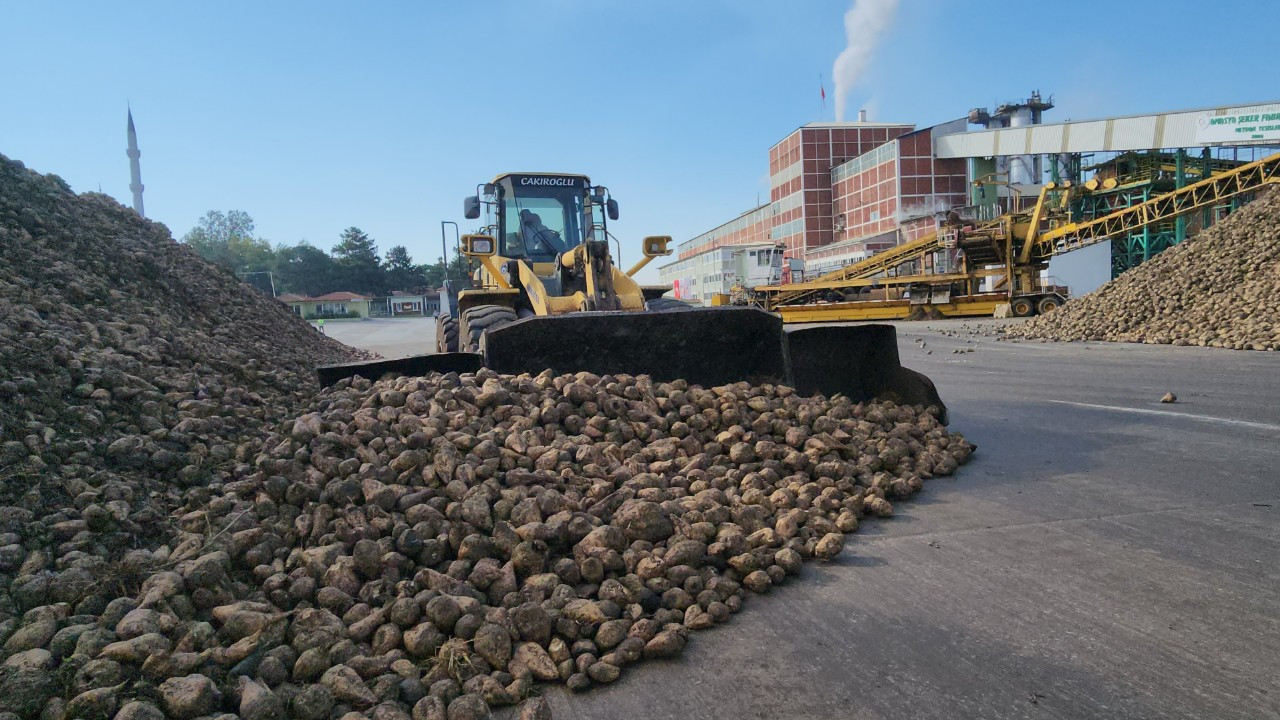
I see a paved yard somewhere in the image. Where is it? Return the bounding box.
[531,322,1280,720]
[320,317,436,359]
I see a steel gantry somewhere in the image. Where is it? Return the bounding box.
[750,150,1280,322]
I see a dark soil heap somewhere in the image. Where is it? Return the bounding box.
[0,153,366,617]
[1008,188,1280,350]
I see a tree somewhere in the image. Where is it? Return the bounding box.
[332,227,384,295]
[274,242,337,297]
[383,245,419,291]
[183,210,274,273]
[332,227,379,264]
[422,254,471,289]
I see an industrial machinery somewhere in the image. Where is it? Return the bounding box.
[318,173,949,418]
[750,150,1280,322]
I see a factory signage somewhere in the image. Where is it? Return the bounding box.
[1195,110,1280,144]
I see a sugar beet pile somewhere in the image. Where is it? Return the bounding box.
[1009,188,1280,350]
[0,151,368,575]
[0,154,974,720]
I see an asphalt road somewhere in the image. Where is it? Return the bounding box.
[322,317,435,359]
[329,317,1280,719]
[521,321,1280,720]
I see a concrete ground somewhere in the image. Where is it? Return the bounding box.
[334,317,1280,719]
[321,317,436,358]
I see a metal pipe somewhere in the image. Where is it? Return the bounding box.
[441,221,459,282]
[626,255,656,277]
[1175,149,1186,245]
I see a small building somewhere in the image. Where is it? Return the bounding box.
[366,290,442,317]
[277,293,309,316]
[277,291,372,319]
[391,290,440,316]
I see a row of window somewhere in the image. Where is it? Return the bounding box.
[678,205,773,255]
[659,249,735,282]
[770,159,803,189]
[833,141,898,183]
[771,218,803,240]
[773,192,802,215]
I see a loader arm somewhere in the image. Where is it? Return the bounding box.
[551,240,647,312]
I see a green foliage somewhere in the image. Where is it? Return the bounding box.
[384,244,419,293]
[423,254,472,289]
[333,227,380,264]
[182,212,447,298]
[332,227,385,295]
[183,210,273,272]
[385,244,414,272]
[275,242,337,297]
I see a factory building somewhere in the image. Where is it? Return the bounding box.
[661,95,1280,303]
[662,114,923,302]
[661,204,773,303]
[806,118,969,275]
[660,110,977,301]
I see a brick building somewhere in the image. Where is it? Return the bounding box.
[661,118,969,299]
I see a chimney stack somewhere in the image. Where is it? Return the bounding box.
[858,109,868,122]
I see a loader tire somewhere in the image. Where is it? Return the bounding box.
[645,297,693,312]
[435,313,458,353]
[462,305,517,353]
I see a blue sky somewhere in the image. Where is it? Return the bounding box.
[2,0,1275,286]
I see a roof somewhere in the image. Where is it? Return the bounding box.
[390,290,424,297]
[490,172,592,184]
[276,293,309,302]
[311,291,368,301]
[935,100,1280,159]
[770,121,915,150]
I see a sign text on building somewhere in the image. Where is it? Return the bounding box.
[1196,111,1280,144]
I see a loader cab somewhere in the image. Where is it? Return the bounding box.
[466,173,614,269]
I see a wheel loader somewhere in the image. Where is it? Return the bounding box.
[317,172,949,421]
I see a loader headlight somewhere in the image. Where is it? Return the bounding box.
[462,234,496,257]
[642,235,672,258]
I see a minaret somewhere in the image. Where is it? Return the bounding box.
[127,108,145,217]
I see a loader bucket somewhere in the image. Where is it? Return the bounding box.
[481,307,949,423]
[316,352,483,387]
[482,307,788,388]
[784,324,946,423]
[316,309,948,423]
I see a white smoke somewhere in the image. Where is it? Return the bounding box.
[832,0,899,122]
[897,197,951,222]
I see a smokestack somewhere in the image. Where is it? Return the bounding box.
[858,109,868,122]
[831,0,899,122]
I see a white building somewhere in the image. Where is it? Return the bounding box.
[658,205,782,303]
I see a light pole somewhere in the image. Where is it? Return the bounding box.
[440,221,460,317]
[238,270,276,296]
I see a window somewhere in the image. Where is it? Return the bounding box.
[756,250,772,266]
[496,176,587,262]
